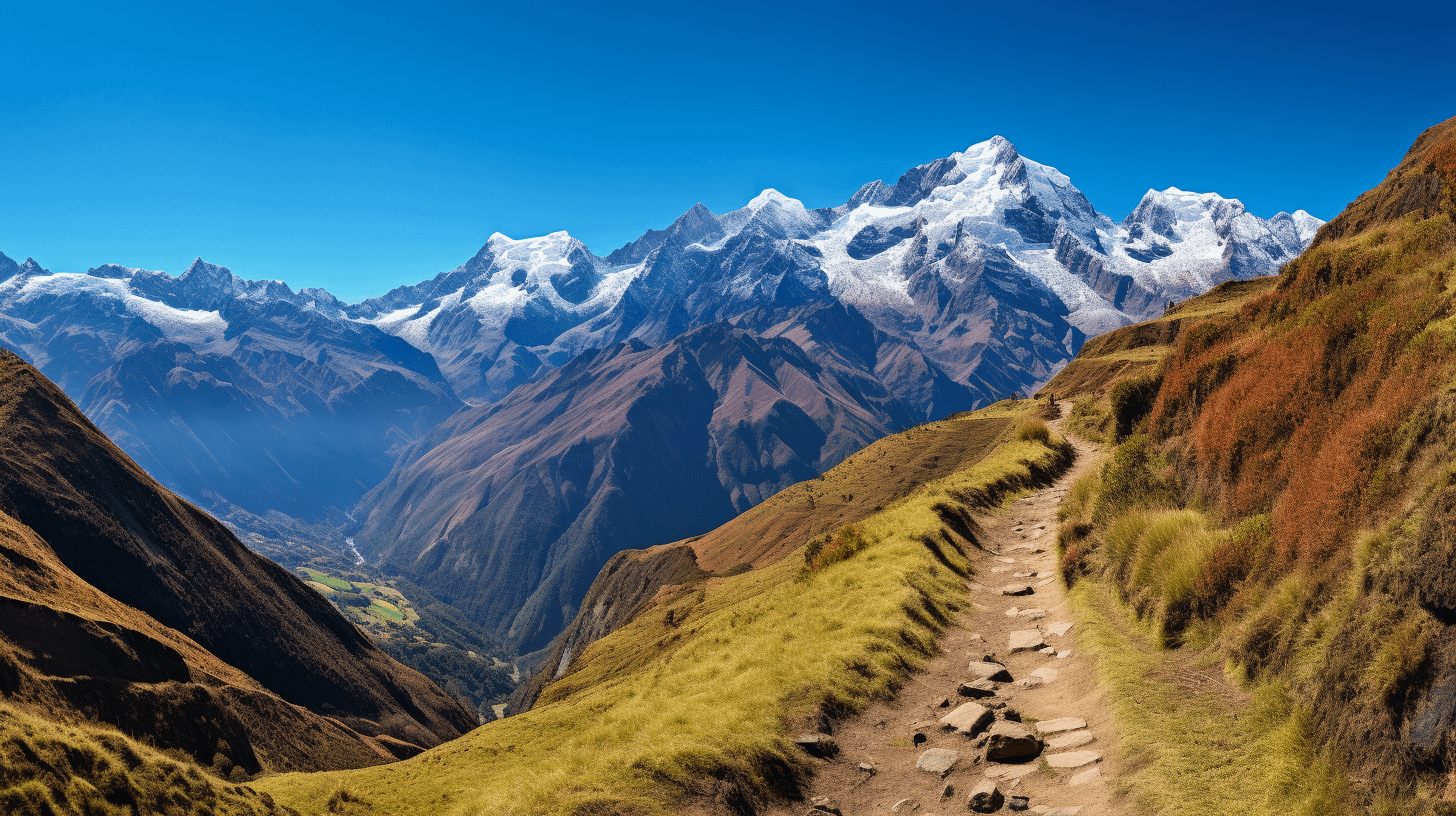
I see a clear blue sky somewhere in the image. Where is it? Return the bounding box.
[3,1,1454,302]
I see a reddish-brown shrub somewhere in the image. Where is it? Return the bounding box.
[1059,542,1088,589]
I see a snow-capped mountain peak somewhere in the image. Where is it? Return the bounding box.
[1289,209,1324,243]
[745,188,800,211]
[5,137,1320,409]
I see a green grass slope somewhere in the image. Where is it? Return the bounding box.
[257,402,1071,815]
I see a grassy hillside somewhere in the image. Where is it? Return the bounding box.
[1044,116,1456,813]
[257,401,1070,815]
[0,701,295,816]
[509,409,1020,713]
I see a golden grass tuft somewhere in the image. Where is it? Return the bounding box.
[1015,417,1052,444]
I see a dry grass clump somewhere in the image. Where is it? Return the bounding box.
[797,524,874,581]
[1015,417,1052,444]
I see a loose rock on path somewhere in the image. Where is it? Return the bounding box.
[763,419,1120,816]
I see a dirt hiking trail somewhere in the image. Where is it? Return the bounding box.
[768,420,1117,816]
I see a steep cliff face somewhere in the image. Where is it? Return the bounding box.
[0,349,474,773]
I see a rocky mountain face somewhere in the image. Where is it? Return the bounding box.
[0,349,474,774]
[0,136,1320,655]
[354,315,940,653]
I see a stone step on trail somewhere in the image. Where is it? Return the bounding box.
[1046,730,1094,750]
[939,702,993,735]
[983,763,1039,781]
[985,720,1043,762]
[959,679,998,699]
[1068,766,1102,786]
[968,660,1013,682]
[1033,717,1086,735]
[1044,750,1101,769]
[1046,621,1074,637]
[1030,667,1059,684]
[1009,629,1046,653]
[968,779,1005,813]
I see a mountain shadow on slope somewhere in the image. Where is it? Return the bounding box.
[0,349,475,773]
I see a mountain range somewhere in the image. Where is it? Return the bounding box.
[0,136,1320,653]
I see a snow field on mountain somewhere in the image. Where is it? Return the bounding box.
[6,272,229,344]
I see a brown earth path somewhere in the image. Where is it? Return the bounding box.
[766,419,1119,816]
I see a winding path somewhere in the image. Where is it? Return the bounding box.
[768,421,1118,816]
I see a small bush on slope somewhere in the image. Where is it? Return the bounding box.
[1066,397,1110,444]
[1109,374,1161,442]
[257,412,1071,816]
[1090,434,1180,523]
[1016,417,1052,444]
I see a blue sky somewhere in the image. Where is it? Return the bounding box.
[2,1,1453,302]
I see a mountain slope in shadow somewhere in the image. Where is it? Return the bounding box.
[0,349,475,774]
